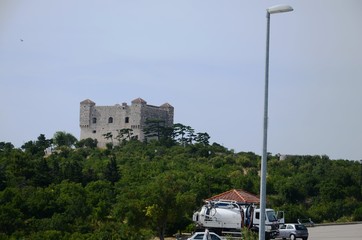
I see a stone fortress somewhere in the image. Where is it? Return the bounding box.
[79,98,174,147]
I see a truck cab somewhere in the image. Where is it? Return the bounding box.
[252,208,284,239]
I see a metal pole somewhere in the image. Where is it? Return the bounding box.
[259,11,270,240]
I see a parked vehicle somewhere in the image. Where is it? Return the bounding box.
[186,230,225,240]
[192,200,284,239]
[277,224,308,240]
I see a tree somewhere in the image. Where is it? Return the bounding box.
[61,158,83,183]
[103,132,113,146]
[143,119,166,142]
[184,126,195,145]
[0,165,6,191]
[143,171,196,240]
[0,142,14,153]
[33,158,52,187]
[115,128,134,144]
[24,186,58,219]
[0,204,24,234]
[7,151,35,187]
[36,134,52,150]
[194,132,210,146]
[53,131,77,148]
[76,138,98,149]
[0,188,25,235]
[173,123,187,145]
[173,124,195,146]
[85,180,115,221]
[104,157,120,184]
[21,134,51,156]
[54,181,90,225]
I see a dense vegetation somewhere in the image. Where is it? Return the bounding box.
[0,125,361,239]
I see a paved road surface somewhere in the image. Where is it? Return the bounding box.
[308,223,362,240]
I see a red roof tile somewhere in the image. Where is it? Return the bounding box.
[205,189,260,204]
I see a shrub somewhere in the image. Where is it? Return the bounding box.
[352,206,362,221]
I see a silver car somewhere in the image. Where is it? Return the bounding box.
[278,224,309,240]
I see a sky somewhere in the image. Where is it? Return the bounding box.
[0,0,361,160]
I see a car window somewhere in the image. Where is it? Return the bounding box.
[194,234,203,239]
[280,225,286,229]
[287,225,294,229]
[211,235,221,240]
[295,225,307,230]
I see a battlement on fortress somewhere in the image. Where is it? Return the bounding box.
[79,98,174,147]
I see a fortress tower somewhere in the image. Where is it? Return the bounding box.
[79,98,174,147]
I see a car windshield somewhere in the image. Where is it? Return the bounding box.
[266,210,277,221]
[295,225,307,230]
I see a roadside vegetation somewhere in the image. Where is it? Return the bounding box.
[0,123,361,239]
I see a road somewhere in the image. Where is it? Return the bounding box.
[308,223,362,240]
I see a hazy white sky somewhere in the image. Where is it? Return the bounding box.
[1,0,361,160]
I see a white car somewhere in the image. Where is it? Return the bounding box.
[187,231,225,240]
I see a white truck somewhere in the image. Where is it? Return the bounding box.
[192,200,284,240]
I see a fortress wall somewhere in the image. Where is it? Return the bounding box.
[80,99,173,147]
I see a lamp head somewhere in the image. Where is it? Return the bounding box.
[267,5,293,14]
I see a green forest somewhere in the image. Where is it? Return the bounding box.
[0,124,361,240]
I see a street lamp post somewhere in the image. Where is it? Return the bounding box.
[259,4,293,240]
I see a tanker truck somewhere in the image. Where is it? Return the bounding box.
[192,200,284,240]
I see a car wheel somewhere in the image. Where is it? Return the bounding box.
[290,234,296,240]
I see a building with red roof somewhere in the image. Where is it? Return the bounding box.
[205,189,260,204]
